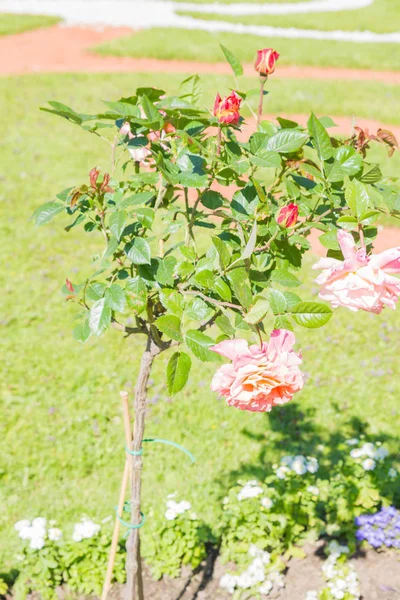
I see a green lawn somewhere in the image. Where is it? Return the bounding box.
[179,0,400,33]
[0,13,60,36]
[1,72,400,571]
[95,28,400,71]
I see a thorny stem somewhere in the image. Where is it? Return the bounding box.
[217,126,222,156]
[257,76,267,127]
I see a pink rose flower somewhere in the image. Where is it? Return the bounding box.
[213,91,242,126]
[313,229,400,314]
[254,48,280,76]
[210,329,303,413]
[276,203,299,228]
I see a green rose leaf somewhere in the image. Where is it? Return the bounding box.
[109,210,127,241]
[185,330,220,362]
[200,190,224,210]
[345,180,369,218]
[244,297,270,325]
[291,301,333,328]
[89,298,112,336]
[105,284,126,312]
[266,129,308,154]
[155,315,182,342]
[267,289,287,315]
[124,238,151,265]
[220,44,243,77]
[166,352,192,395]
[307,113,333,161]
[73,320,92,343]
[31,202,64,226]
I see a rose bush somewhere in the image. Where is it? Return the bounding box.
[32,45,400,596]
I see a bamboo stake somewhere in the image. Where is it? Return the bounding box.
[101,391,133,600]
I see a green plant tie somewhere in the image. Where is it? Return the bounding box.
[116,502,146,536]
[125,438,195,464]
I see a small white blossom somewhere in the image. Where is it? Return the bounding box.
[276,466,289,479]
[362,458,376,471]
[32,517,47,528]
[14,519,30,533]
[72,518,100,542]
[164,499,192,520]
[305,591,318,600]
[307,457,319,473]
[237,481,263,501]
[261,497,274,509]
[307,485,320,496]
[259,580,273,595]
[346,438,359,446]
[269,570,285,588]
[292,455,308,475]
[220,573,237,594]
[48,527,62,541]
[165,508,177,521]
[350,448,363,459]
[29,535,45,550]
[327,540,349,556]
[388,467,397,478]
[375,446,389,460]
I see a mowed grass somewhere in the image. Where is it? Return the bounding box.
[1,72,400,570]
[178,0,400,33]
[95,28,400,71]
[0,13,60,36]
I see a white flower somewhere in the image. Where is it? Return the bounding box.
[259,580,273,595]
[269,570,285,588]
[164,499,191,520]
[362,458,376,471]
[361,442,376,457]
[305,591,318,600]
[276,466,289,480]
[375,446,389,460]
[222,496,229,505]
[72,518,100,542]
[220,573,237,594]
[281,455,294,467]
[14,519,30,533]
[388,468,397,478]
[48,527,62,541]
[346,438,359,446]
[32,517,47,528]
[350,448,364,459]
[261,497,274,509]
[165,508,176,521]
[237,482,263,501]
[29,535,45,550]
[307,457,319,473]
[248,545,271,564]
[327,540,349,556]
[292,455,308,475]
[307,485,320,496]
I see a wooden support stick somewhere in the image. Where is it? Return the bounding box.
[101,391,133,600]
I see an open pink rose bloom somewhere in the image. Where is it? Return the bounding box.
[211,329,304,413]
[313,230,400,314]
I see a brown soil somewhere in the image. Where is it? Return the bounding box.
[1,23,400,87]
[103,545,400,600]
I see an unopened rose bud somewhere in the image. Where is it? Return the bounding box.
[276,203,299,228]
[254,48,280,77]
[213,91,242,126]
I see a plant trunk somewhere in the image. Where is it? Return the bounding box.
[125,334,160,600]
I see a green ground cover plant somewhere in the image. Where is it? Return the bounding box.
[0,13,60,36]
[94,28,400,72]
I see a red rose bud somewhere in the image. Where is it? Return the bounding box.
[89,167,100,189]
[276,203,299,228]
[213,91,242,126]
[254,48,280,77]
[66,278,75,293]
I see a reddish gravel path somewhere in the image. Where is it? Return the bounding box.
[2,23,399,251]
[1,24,400,86]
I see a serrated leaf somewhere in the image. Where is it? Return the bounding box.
[270,269,301,288]
[109,210,127,241]
[185,330,220,362]
[156,256,177,286]
[220,44,243,76]
[274,315,293,331]
[159,289,185,317]
[125,276,147,310]
[319,230,340,250]
[267,289,287,315]
[266,129,308,154]
[105,284,126,312]
[120,191,154,209]
[166,352,192,395]
[201,190,224,210]
[185,297,214,321]
[291,301,333,329]
[307,113,333,161]
[73,320,91,343]
[213,277,232,301]
[212,236,231,269]
[345,180,369,218]
[227,269,252,308]
[215,315,235,336]
[86,281,107,302]
[89,298,111,336]
[244,297,270,325]
[155,315,182,342]
[135,207,155,230]
[31,202,64,226]
[124,238,151,264]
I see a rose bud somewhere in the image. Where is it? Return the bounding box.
[213,91,242,126]
[276,203,299,228]
[254,48,280,77]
